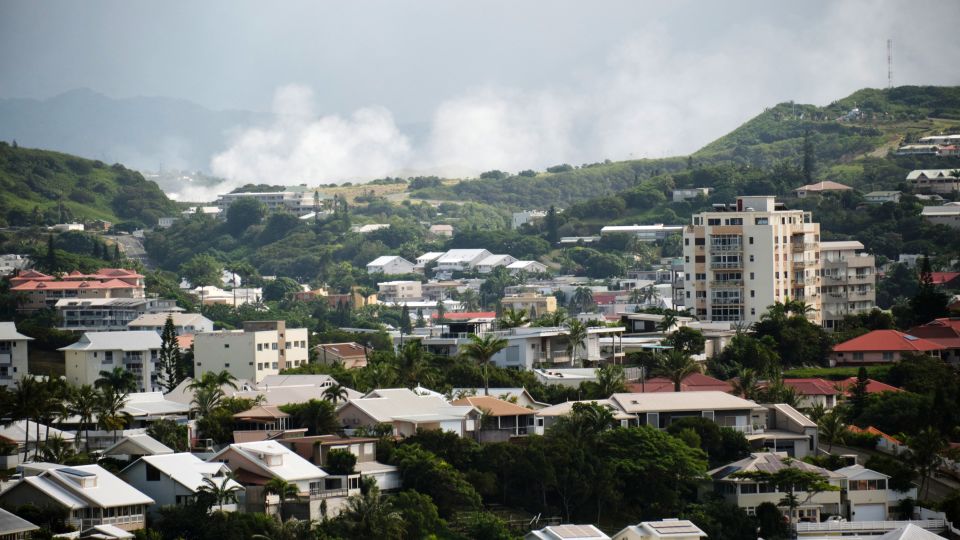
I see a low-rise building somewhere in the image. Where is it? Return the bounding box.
[907,317,960,366]
[506,260,549,275]
[512,210,547,230]
[121,453,243,516]
[921,204,960,229]
[476,254,518,273]
[279,435,400,492]
[830,330,945,366]
[450,395,537,441]
[613,519,707,540]
[781,378,840,409]
[337,388,480,437]
[127,312,213,335]
[526,524,610,540]
[0,507,39,539]
[673,188,711,203]
[835,464,916,522]
[60,331,163,392]
[56,297,182,332]
[315,342,369,369]
[0,323,32,388]
[10,268,145,312]
[414,252,445,272]
[194,321,309,383]
[0,254,31,276]
[600,224,683,242]
[864,191,902,204]
[366,256,415,275]
[377,280,422,302]
[793,180,853,198]
[501,292,557,318]
[435,249,492,272]
[0,463,154,532]
[428,224,453,237]
[907,169,960,194]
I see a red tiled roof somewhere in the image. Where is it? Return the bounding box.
[783,378,840,396]
[626,373,733,393]
[847,425,902,445]
[836,377,901,395]
[176,334,194,350]
[432,311,497,320]
[906,323,960,350]
[591,292,621,305]
[11,278,138,291]
[931,272,960,286]
[832,329,945,353]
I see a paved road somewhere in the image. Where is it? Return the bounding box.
[106,234,152,268]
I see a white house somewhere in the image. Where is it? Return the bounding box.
[526,524,611,540]
[429,224,453,237]
[60,331,163,392]
[193,322,309,383]
[0,463,154,533]
[435,249,492,272]
[613,519,707,540]
[0,322,32,388]
[507,260,549,275]
[0,254,31,276]
[366,255,415,275]
[921,205,960,229]
[102,434,174,459]
[475,254,518,273]
[414,252,445,271]
[864,191,902,204]
[835,464,916,522]
[673,188,711,203]
[121,453,243,517]
[337,388,480,437]
[127,312,213,335]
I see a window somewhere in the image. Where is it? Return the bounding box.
[750,272,755,280]
[707,218,721,226]
[146,463,161,482]
[686,291,691,298]
[257,344,263,351]
[696,273,706,281]
[728,218,743,225]
[258,363,263,370]
[685,256,690,263]
[755,217,768,225]
[103,351,113,364]
[695,237,705,245]
[684,238,690,246]
[740,483,758,494]
[224,344,230,349]
[749,254,755,262]
[272,362,278,369]
[882,352,894,361]
[696,290,706,298]
[750,290,755,298]
[224,363,230,368]
[272,343,278,350]
[749,237,754,245]
[853,352,864,361]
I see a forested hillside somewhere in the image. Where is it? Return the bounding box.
[0,142,179,227]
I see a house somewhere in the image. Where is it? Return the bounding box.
[315,342,370,369]
[187,285,263,307]
[600,224,683,242]
[830,330,945,366]
[475,254,518,273]
[0,254,31,276]
[534,399,637,434]
[216,189,319,214]
[351,223,390,234]
[526,524,611,540]
[930,272,960,289]
[673,188,711,203]
[835,464,916,522]
[610,391,759,431]
[921,205,960,229]
[613,519,707,539]
[450,387,549,409]
[429,224,453,237]
[377,280,423,302]
[56,297,182,332]
[781,378,840,409]
[0,421,74,462]
[278,434,401,492]
[337,388,480,437]
[323,287,377,309]
[864,191,902,204]
[0,322,32,388]
[875,524,950,540]
[413,252,445,272]
[626,373,732,393]
[233,405,290,434]
[793,180,854,198]
[847,425,908,456]
[10,268,146,313]
[506,260,549,275]
[366,255,415,275]
[127,312,213,335]
[512,210,547,229]
[193,321,309,383]
[0,463,154,532]
[435,249,492,272]
[60,331,163,392]
[0,507,39,540]
[121,453,243,516]
[165,374,359,412]
[208,441,332,520]
[102,434,174,459]
[708,452,842,521]
[907,317,960,365]
[450,395,537,441]
[501,292,557,317]
[835,377,901,396]
[906,169,960,194]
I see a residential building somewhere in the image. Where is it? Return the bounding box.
[209,441,332,520]
[413,252,445,272]
[835,464,916,522]
[921,205,960,229]
[609,391,759,431]
[157,216,178,228]
[435,249,492,272]
[0,463,154,532]
[476,254,518,273]
[781,378,840,409]
[501,292,557,318]
[315,342,369,369]
[619,312,694,333]
[600,224,683,242]
[673,188,711,203]
[324,287,377,309]
[420,280,461,300]
[377,280,422,302]
[450,395,537,441]
[0,254,30,276]
[625,373,732,393]
[127,312,213,335]
[0,323,31,387]
[121,453,242,517]
[512,210,547,229]
[233,405,290,436]
[194,321,309,383]
[682,196,822,325]
[820,240,876,330]
[865,191,902,204]
[830,329,945,366]
[337,388,480,437]
[429,224,453,237]
[793,180,853,198]
[906,169,960,194]
[506,260,549,275]
[613,519,707,540]
[366,255,415,275]
[50,223,84,232]
[187,285,263,307]
[60,331,162,392]
[835,377,902,396]
[709,452,842,521]
[10,268,146,312]
[216,189,320,214]
[526,524,610,540]
[895,144,939,156]
[534,399,637,434]
[56,297,182,332]
[930,272,960,289]
[351,223,390,234]
[450,387,549,409]
[166,374,357,412]
[279,435,401,492]
[907,317,960,365]
[0,507,39,539]
[102,434,174,459]
[847,425,907,456]
[0,421,74,460]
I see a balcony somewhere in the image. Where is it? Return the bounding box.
[710,261,743,270]
[537,352,572,363]
[792,260,817,269]
[790,242,817,252]
[711,297,743,306]
[711,244,742,252]
[724,424,765,435]
[710,280,743,287]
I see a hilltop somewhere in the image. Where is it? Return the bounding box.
[0,142,179,227]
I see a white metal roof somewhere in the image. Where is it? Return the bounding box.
[436,249,490,263]
[58,331,161,352]
[135,453,242,493]
[212,441,327,482]
[128,312,211,328]
[21,464,155,509]
[835,464,890,481]
[121,392,191,417]
[102,433,174,456]
[611,391,758,413]
[906,169,960,180]
[535,399,636,421]
[0,420,72,444]
[476,254,515,267]
[527,524,610,539]
[820,240,865,251]
[877,524,947,540]
[367,255,411,267]
[922,205,960,216]
[506,260,546,269]
[0,322,33,341]
[615,520,707,538]
[346,388,477,423]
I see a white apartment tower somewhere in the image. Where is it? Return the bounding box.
[682,196,821,325]
[819,241,876,330]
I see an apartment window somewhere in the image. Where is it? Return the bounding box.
[696,291,706,298]
[686,291,691,298]
[749,237,754,245]
[751,308,756,315]
[707,218,721,226]
[695,255,705,263]
[285,342,291,349]
[224,363,230,368]
[749,272,755,280]
[696,273,706,281]
[755,217,768,225]
[272,343,278,350]
[695,237,705,245]
[272,362,279,369]
[728,218,743,225]
[749,254,754,262]
[257,344,263,351]
[685,256,690,263]
[775,272,779,279]
[750,290,755,298]
[104,351,113,364]
[224,344,230,349]
[685,273,691,281]
[258,363,263,370]
[684,238,690,246]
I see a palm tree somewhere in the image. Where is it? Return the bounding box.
[11,377,44,460]
[96,390,131,443]
[191,385,224,418]
[322,383,348,405]
[817,410,845,452]
[905,426,947,499]
[363,361,397,389]
[336,482,404,538]
[189,370,239,392]
[565,319,588,367]
[594,364,626,396]
[784,298,816,319]
[461,334,508,396]
[535,307,568,328]
[40,434,75,463]
[730,366,760,400]
[69,385,99,453]
[264,477,300,521]
[95,366,138,397]
[570,286,595,314]
[657,312,678,334]
[498,307,530,329]
[199,474,243,512]
[652,350,702,392]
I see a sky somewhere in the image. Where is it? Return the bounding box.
[2,0,960,187]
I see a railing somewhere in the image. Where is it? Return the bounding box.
[67,515,145,530]
[711,298,743,306]
[725,424,765,435]
[711,244,743,252]
[710,280,743,287]
[710,261,742,269]
[793,260,816,268]
[310,488,349,499]
[537,352,571,363]
[796,519,945,533]
[791,242,817,252]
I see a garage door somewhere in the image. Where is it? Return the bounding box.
[853,503,886,522]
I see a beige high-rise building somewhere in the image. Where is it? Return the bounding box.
[194,321,309,383]
[682,196,821,325]
[819,241,876,331]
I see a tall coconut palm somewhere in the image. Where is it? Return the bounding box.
[96,390,131,443]
[536,307,568,328]
[570,286,595,314]
[594,364,626,396]
[322,383,348,405]
[191,385,224,418]
[657,312,678,334]
[264,477,300,521]
[336,482,404,538]
[565,319,588,367]
[498,307,530,330]
[817,410,845,453]
[12,377,44,460]
[730,366,760,400]
[189,370,239,392]
[652,350,702,392]
[95,367,138,397]
[461,334,508,396]
[69,385,99,453]
[199,474,243,512]
[40,434,75,464]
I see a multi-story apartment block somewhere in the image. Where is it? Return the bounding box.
[60,331,163,392]
[0,323,32,387]
[193,321,308,383]
[10,268,146,312]
[377,280,423,303]
[820,241,876,330]
[907,169,960,194]
[501,292,557,318]
[682,196,821,325]
[216,189,323,215]
[56,297,181,332]
[127,312,214,335]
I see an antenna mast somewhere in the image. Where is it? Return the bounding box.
[887,39,893,89]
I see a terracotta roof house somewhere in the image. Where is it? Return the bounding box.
[847,425,907,455]
[233,405,290,432]
[830,330,945,366]
[793,181,854,198]
[929,272,960,288]
[781,378,840,409]
[908,317,960,365]
[315,342,369,369]
[451,395,536,440]
[9,268,145,312]
[835,377,901,396]
[626,373,732,393]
